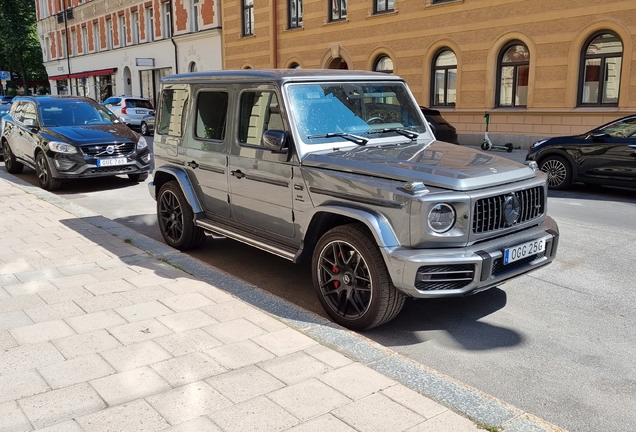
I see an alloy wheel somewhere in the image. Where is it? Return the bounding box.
[36,154,49,185]
[541,159,567,188]
[317,240,373,320]
[159,189,184,243]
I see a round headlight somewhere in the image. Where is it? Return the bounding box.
[428,203,456,233]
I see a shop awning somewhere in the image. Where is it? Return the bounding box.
[48,68,117,81]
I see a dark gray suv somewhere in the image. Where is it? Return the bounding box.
[149,70,559,330]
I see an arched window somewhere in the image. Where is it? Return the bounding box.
[579,32,623,106]
[431,50,456,106]
[189,62,198,73]
[289,63,301,69]
[497,42,529,107]
[374,56,393,74]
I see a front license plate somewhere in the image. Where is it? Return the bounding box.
[97,158,128,167]
[503,237,547,265]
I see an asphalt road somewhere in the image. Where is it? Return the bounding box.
[3,149,635,432]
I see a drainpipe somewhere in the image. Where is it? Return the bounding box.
[63,0,72,94]
[271,0,277,68]
[169,1,178,73]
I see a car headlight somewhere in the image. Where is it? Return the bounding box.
[428,203,456,233]
[531,139,547,149]
[48,141,77,154]
[525,161,539,172]
[137,135,149,151]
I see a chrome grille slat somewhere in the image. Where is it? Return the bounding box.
[82,143,136,156]
[473,186,545,234]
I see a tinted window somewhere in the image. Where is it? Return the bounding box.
[238,91,283,147]
[157,89,188,137]
[195,92,228,141]
[39,100,117,126]
[600,117,636,138]
[125,99,153,109]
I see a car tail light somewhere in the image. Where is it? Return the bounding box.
[121,106,127,114]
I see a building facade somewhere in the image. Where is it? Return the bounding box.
[35,0,222,107]
[35,0,636,146]
[220,0,636,146]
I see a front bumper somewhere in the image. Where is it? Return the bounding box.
[46,149,150,179]
[388,216,559,298]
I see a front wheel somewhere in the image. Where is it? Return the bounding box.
[540,155,572,190]
[481,140,491,151]
[35,152,62,190]
[2,141,24,174]
[157,181,206,250]
[312,223,405,330]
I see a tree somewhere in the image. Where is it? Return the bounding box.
[0,0,48,94]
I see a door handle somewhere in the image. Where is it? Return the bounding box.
[186,160,199,169]
[231,170,245,179]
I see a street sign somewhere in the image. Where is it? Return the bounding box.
[0,71,6,80]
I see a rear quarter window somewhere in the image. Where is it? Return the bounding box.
[157,89,188,137]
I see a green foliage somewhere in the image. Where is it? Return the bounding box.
[0,0,48,91]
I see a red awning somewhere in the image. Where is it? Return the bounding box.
[48,68,117,81]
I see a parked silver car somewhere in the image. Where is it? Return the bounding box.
[140,111,154,136]
[103,96,154,128]
[148,70,559,330]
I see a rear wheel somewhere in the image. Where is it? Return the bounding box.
[140,122,149,136]
[540,155,572,190]
[157,181,206,250]
[3,141,24,174]
[35,152,61,190]
[128,172,149,182]
[312,223,405,330]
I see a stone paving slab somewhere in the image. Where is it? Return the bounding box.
[0,173,567,432]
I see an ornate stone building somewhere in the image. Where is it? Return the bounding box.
[35,0,636,145]
[35,0,222,106]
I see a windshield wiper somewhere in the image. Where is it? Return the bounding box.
[307,132,368,146]
[367,128,420,140]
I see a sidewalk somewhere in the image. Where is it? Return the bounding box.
[0,172,564,432]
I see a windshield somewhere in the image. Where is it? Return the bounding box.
[39,101,119,127]
[286,82,427,145]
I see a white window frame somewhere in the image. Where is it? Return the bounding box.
[118,15,127,47]
[191,0,200,32]
[106,19,114,50]
[146,7,154,42]
[81,26,88,55]
[93,22,100,52]
[131,11,139,44]
[162,3,172,38]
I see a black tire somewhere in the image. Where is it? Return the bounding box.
[140,122,149,136]
[312,223,405,330]
[540,155,572,190]
[505,143,514,153]
[157,181,206,250]
[3,140,24,174]
[128,172,149,182]
[481,141,491,151]
[35,152,62,191]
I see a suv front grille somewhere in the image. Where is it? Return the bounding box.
[473,186,544,234]
[415,264,475,291]
[82,143,136,157]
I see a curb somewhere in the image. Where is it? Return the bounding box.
[0,169,566,432]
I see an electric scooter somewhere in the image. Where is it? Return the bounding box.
[480,112,514,153]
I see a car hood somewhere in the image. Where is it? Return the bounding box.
[45,124,137,144]
[301,140,535,191]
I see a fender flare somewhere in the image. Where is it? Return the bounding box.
[304,205,400,248]
[150,166,205,216]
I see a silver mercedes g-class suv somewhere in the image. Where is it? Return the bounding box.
[149,70,559,330]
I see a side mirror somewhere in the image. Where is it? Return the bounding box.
[428,122,437,134]
[262,130,290,154]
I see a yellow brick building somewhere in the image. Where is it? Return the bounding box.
[220,0,636,147]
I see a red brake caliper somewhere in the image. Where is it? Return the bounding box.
[333,252,341,289]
